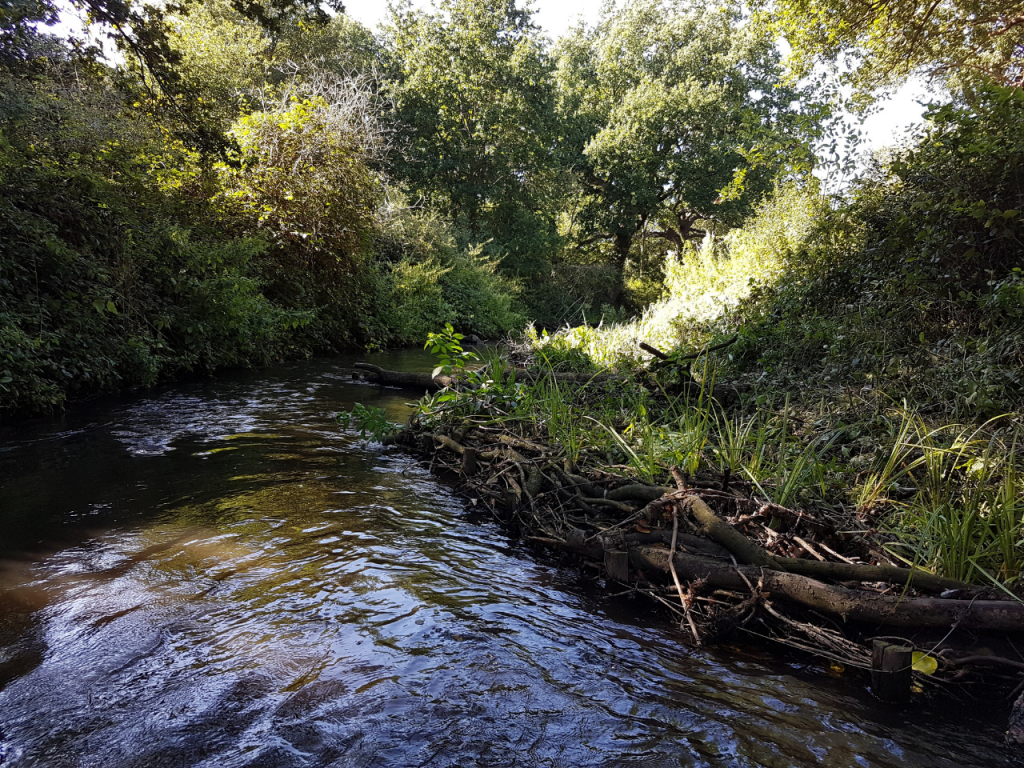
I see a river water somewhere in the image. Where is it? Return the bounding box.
[0,353,1015,767]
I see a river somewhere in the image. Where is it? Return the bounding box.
[0,353,1014,767]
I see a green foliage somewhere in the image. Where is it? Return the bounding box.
[0,46,308,414]
[528,182,827,368]
[438,248,524,337]
[866,413,1024,589]
[336,402,398,442]
[515,80,1024,588]
[530,336,597,374]
[62,0,343,153]
[166,0,270,129]
[555,0,827,267]
[168,4,382,131]
[424,322,477,377]
[760,0,1024,99]
[385,0,556,241]
[0,15,535,415]
[210,70,395,353]
[370,201,525,345]
[734,84,1024,415]
[218,93,379,258]
[541,80,1023,416]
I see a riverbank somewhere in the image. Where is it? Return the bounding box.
[344,333,1024,746]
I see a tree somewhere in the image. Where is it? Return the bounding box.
[761,0,1024,95]
[555,0,825,268]
[217,84,383,260]
[384,0,559,263]
[2,0,349,150]
[211,69,388,345]
[167,2,381,132]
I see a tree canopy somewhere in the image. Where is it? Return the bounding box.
[761,0,1024,96]
[0,0,350,149]
[384,0,560,264]
[555,0,826,264]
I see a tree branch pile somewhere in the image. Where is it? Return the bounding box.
[353,361,1024,743]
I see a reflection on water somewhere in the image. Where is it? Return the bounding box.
[0,354,1015,767]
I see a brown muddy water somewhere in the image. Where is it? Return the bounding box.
[0,352,1016,767]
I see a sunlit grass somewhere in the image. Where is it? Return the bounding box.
[530,182,825,368]
[510,176,1024,590]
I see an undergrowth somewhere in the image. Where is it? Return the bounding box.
[373,334,1020,590]
[514,84,1024,590]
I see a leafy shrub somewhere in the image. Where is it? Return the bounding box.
[369,200,524,345]
[737,83,1024,413]
[535,83,1024,419]
[529,182,826,367]
[0,41,307,414]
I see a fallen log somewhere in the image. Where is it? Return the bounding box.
[640,336,739,364]
[677,493,969,593]
[423,429,972,594]
[353,362,452,391]
[351,362,741,402]
[607,484,672,503]
[622,530,732,560]
[628,546,1024,631]
[679,493,777,568]
[548,529,1024,630]
[639,342,671,360]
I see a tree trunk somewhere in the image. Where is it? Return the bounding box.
[351,363,742,403]
[613,231,633,265]
[352,363,452,392]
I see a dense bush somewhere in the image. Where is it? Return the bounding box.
[529,182,826,366]
[0,30,523,415]
[369,203,524,345]
[736,84,1024,414]
[0,45,304,413]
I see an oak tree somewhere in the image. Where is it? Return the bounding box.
[555,0,824,266]
[384,0,559,263]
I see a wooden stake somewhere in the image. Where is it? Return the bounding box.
[504,487,517,516]
[462,447,477,476]
[871,640,912,702]
[604,550,629,583]
[670,511,701,646]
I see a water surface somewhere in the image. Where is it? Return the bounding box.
[0,353,1014,767]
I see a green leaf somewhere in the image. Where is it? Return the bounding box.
[106,301,118,315]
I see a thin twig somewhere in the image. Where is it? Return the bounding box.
[670,511,701,646]
[793,536,826,561]
[818,540,857,564]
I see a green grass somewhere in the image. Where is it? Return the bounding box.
[879,414,1024,589]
